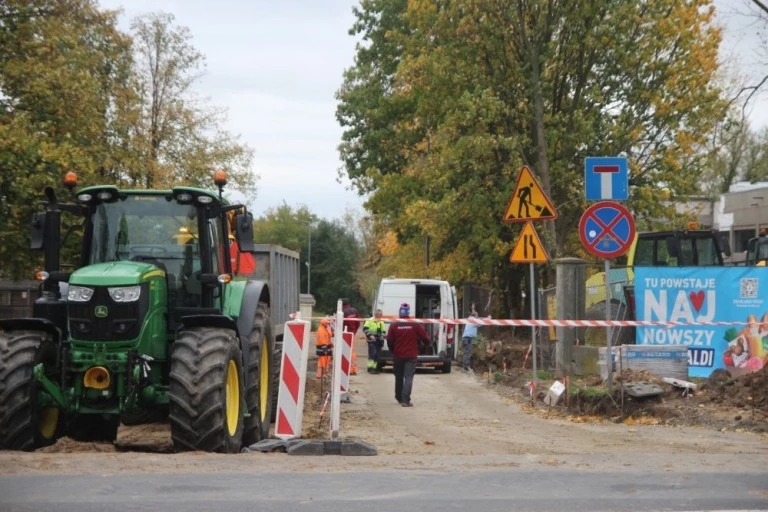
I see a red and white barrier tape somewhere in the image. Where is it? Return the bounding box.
[290,313,748,328]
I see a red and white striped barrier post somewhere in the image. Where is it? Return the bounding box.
[274,319,310,440]
[340,330,353,398]
[330,300,344,439]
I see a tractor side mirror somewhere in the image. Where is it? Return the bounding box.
[235,212,255,252]
[30,212,47,249]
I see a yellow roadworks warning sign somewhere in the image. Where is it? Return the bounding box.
[503,166,557,222]
[510,222,549,263]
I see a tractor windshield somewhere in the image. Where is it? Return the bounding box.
[89,195,199,265]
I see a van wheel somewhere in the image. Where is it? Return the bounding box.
[438,351,452,373]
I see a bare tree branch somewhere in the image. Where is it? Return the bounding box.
[751,0,768,16]
[740,74,768,118]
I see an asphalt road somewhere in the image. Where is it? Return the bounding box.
[1,466,766,512]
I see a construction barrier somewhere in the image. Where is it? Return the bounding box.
[290,313,749,328]
[340,331,353,394]
[330,302,344,439]
[275,320,311,440]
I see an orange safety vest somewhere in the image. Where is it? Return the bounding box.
[230,241,256,275]
[316,324,332,347]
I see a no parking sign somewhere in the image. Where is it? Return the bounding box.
[579,201,635,259]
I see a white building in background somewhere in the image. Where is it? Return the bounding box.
[713,182,768,263]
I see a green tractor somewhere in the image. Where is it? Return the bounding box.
[0,172,274,452]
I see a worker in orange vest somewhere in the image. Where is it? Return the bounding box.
[315,318,333,379]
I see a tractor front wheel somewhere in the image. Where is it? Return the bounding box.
[0,330,63,451]
[169,327,244,453]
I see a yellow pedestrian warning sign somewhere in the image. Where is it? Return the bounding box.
[503,166,557,222]
[510,222,549,263]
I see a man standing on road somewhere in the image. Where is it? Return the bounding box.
[363,309,386,374]
[386,303,431,407]
[461,306,481,372]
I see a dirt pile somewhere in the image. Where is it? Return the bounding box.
[301,373,332,439]
[39,422,174,453]
[39,438,116,453]
[701,366,768,411]
[471,338,768,433]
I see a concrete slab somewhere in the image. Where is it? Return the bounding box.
[623,381,664,398]
[242,438,377,456]
[288,439,377,456]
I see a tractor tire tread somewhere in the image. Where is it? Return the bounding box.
[169,327,243,453]
[0,330,58,451]
[243,302,273,446]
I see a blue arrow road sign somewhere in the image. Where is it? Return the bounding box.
[585,156,628,200]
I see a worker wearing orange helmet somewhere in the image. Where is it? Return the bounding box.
[315,318,334,379]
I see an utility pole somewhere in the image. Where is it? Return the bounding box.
[307,225,311,295]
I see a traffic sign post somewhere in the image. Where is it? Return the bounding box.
[503,166,559,397]
[585,157,628,201]
[579,201,635,393]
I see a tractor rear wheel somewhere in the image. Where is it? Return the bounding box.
[67,414,119,442]
[242,302,274,446]
[169,327,244,453]
[0,330,63,451]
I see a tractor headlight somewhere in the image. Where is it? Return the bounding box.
[108,285,141,302]
[67,285,94,302]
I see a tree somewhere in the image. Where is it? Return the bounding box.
[337,0,728,316]
[0,0,135,278]
[128,12,256,194]
[309,220,366,313]
[700,118,768,196]
[252,205,366,313]
[336,0,417,197]
[252,203,316,299]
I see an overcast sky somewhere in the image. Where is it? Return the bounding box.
[98,0,768,220]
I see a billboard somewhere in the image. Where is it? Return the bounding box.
[634,267,768,378]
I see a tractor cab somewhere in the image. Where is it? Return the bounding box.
[30,173,255,338]
[746,230,768,266]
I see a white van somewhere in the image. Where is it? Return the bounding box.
[374,278,458,373]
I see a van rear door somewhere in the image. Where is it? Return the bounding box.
[440,283,457,359]
[377,281,415,317]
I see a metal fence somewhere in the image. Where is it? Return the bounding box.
[461,282,497,317]
[0,280,38,320]
[536,286,557,369]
